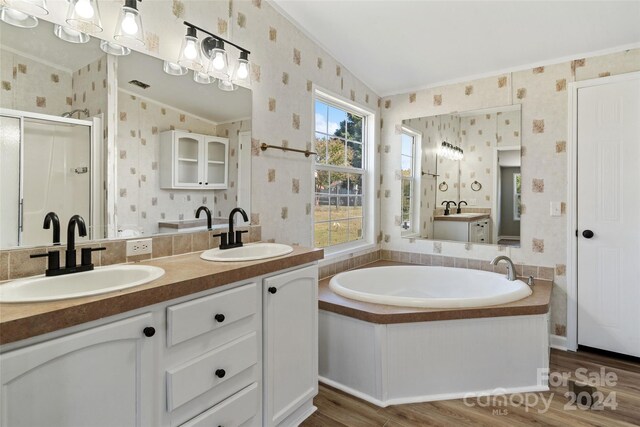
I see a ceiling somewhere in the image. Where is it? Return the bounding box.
[271,1,640,96]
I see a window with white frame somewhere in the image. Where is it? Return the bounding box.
[313,96,367,249]
[400,132,415,232]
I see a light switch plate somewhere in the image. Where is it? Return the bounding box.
[550,201,562,217]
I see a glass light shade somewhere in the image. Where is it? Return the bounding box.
[177,27,203,71]
[217,75,236,92]
[100,40,131,56]
[193,71,214,84]
[231,51,251,85]
[207,41,228,77]
[0,6,38,28]
[163,61,188,76]
[6,0,48,16]
[114,5,144,47]
[66,0,102,33]
[54,24,90,43]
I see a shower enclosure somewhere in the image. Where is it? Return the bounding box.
[0,109,102,248]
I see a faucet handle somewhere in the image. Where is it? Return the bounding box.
[212,232,228,248]
[30,251,61,273]
[81,247,106,267]
[235,230,249,246]
[528,276,535,287]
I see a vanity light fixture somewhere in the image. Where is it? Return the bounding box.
[66,0,102,33]
[0,6,38,28]
[6,0,48,16]
[178,21,251,90]
[54,24,90,43]
[100,40,131,56]
[163,60,188,76]
[439,141,464,161]
[114,0,144,47]
[178,25,204,71]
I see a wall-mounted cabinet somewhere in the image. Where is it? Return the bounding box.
[160,130,228,190]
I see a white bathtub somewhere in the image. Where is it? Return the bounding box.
[329,266,532,308]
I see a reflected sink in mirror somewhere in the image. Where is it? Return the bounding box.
[0,265,165,303]
[201,243,293,262]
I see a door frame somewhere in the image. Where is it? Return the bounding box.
[566,71,640,352]
[492,146,521,245]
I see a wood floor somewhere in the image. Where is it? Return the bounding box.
[302,349,640,426]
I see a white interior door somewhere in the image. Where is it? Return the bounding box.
[238,131,252,214]
[577,75,640,357]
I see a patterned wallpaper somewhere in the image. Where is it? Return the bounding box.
[0,48,73,115]
[117,89,225,236]
[71,54,108,120]
[380,48,640,336]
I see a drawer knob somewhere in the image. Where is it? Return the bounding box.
[268,287,277,294]
[215,369,226,378]
[214,313,225,323]
[143,327,155,337]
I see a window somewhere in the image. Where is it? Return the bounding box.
[514,172,522,220]
[314,97,367,249]
[400,132,415,232]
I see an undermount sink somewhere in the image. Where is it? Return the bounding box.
[0,265,165,303]
[200,243,293,262]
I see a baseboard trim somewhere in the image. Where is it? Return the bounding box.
[319,376,549,407]
[550,334,568,351]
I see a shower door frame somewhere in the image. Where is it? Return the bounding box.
[0,108,101,246]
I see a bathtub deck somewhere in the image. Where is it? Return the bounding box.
[318,260,551,323]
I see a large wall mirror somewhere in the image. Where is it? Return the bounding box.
[0,19,251,249]
[401,105,521,247]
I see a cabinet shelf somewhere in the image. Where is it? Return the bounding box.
[178,158,198,163]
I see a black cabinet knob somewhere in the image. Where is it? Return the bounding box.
[199,181,203,185]
[143,327,155,337]
[214,313,225,323]
[582,230,594,239]
[215,369,226,378]
[268,287,277,294]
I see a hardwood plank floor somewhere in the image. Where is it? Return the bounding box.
[302,349,640,426]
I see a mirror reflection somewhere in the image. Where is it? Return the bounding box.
[0,19,251,249]
[401,105,521,247]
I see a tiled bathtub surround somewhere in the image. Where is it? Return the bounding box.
[318,249,381,280]
[0,226,261,281]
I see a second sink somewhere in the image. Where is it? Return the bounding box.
[200,243,293,262]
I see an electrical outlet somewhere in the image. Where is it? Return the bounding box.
[126,238,152,256]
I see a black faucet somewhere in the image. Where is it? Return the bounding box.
[30,214,105,276]
[213,207,249,250]
[457,200,467,214]
[43,212,61,245]
[441,200,456,216]
[195,206,212,230]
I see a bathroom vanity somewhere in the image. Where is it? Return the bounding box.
[0,247,323,427]
[433,214,490,243]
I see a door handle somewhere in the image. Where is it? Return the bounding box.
[582,230,594,239]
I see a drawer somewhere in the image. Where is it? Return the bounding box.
[180,383,258,427]
[167,332,258,411]
[167,282,257,346]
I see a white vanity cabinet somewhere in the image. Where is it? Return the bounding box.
[434,218,490,243]
[263,265,319,426]
[0,262,319,427]
[0,313,158,427]
[160,130,229,190]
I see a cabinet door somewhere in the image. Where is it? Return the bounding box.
[174,132,203,188]
[263,265,318,426]
[203,136,228,189]
[0,313,156,427]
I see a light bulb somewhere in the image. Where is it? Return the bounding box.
[120,11,138,35]
[74,0,94,19]
[6,7,28,20]
[236,62,249,80]
[212,52,225,70]
[184,39,198,60]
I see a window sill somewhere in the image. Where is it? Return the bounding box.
[319,241,377,265]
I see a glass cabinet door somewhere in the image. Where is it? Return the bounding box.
[204,138,228,188]
[175,134,201,187]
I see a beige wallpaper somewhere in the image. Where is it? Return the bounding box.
[380,48,640,336]
[0,48,73,115]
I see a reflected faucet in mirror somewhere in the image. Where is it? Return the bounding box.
[441,201,456,216]
[195,206,213,230]
[457,200,467,214]
[43,212,61,246]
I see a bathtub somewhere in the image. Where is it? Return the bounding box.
[319,264,550,407]
[329,266,532,308]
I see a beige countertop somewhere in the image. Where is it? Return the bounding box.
[319,260,551,324]
[0,246,323,345]
[433,213,490,222]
